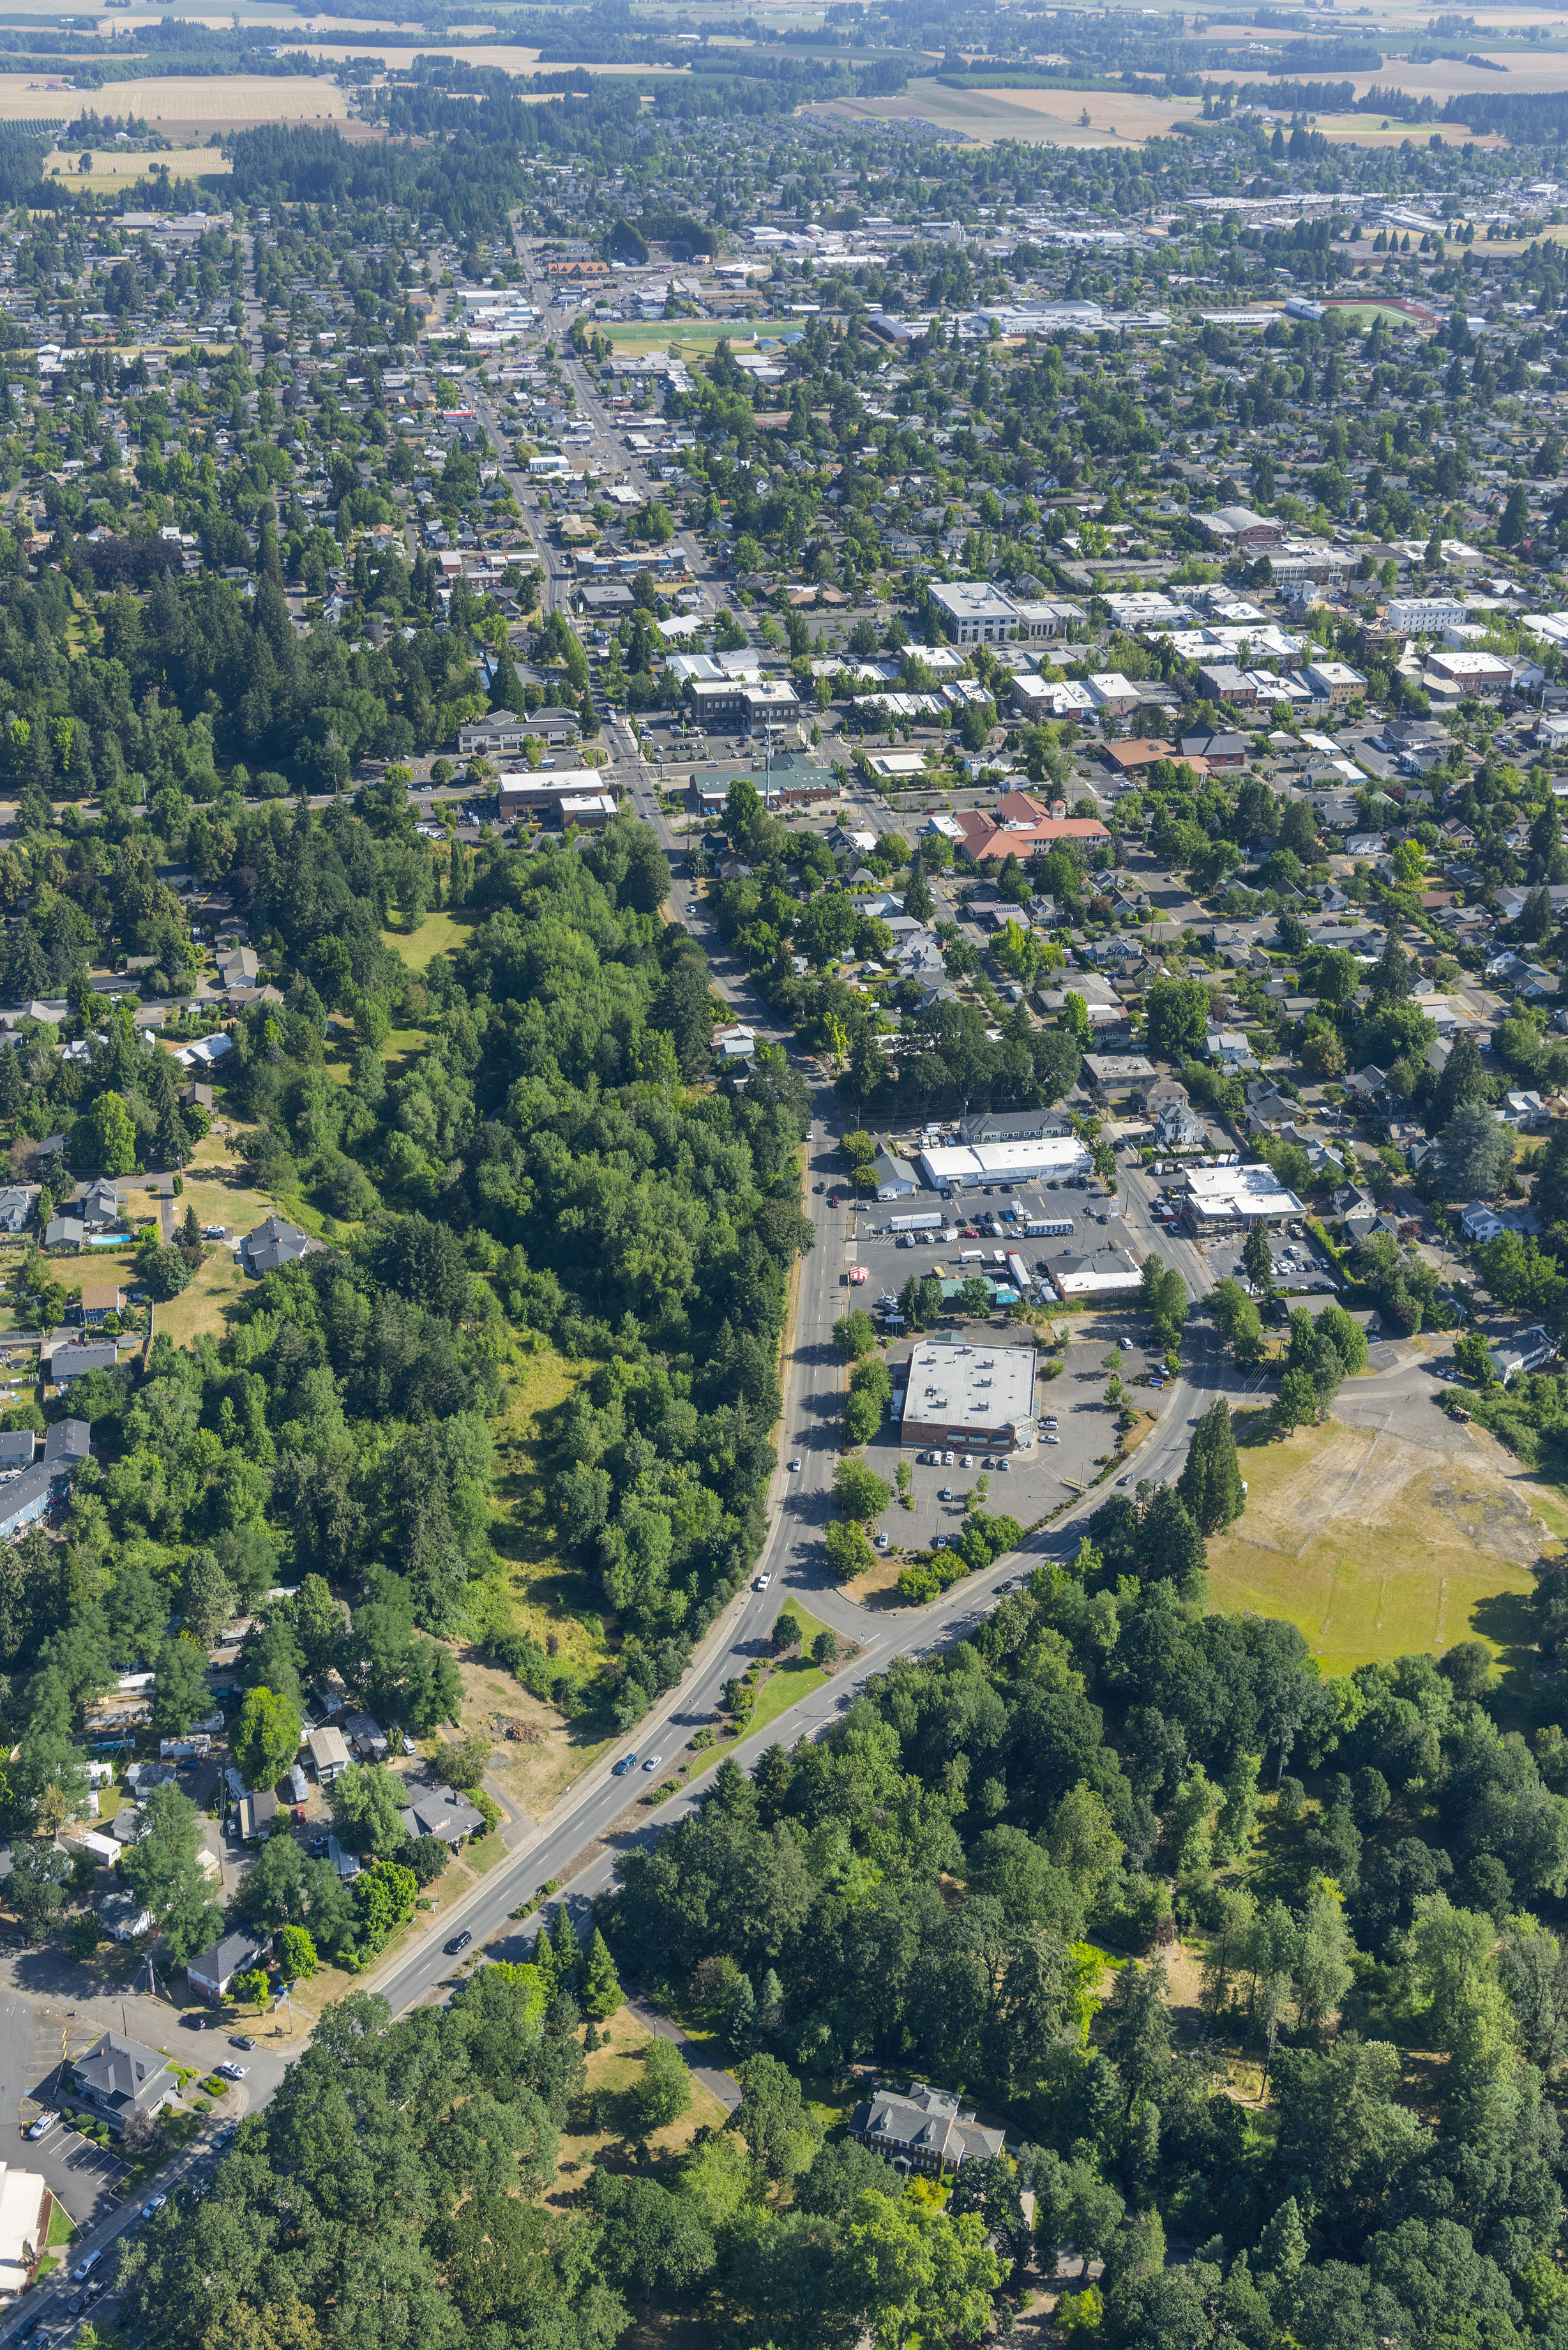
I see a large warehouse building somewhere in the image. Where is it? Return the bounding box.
[895,1341,1038,1454]
[918,1136,1092,1191]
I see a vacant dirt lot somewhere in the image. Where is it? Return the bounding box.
[1206,1410,1552,1676]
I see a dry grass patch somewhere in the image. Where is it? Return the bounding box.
[546,2005,730,2212]
[1206,1411,1550,1675]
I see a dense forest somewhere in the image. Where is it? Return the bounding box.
[603,1472,1568,2349]
[0,810,811,1957]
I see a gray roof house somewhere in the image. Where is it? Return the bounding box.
[873,1141,917,1199]
[848,2081,1005,2176]
[70,2030,177,2134]
[400,1787,485,1846]
[240,1215,312,1278]
[186,1927,265,2006]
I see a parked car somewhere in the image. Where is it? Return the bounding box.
[25,2111,57,2141]
[939,1485,953,1500]
[230,2035,255,2052]
[216,2062,248,2082]
[141,2195,168,2218]
[72,2250,102,2283]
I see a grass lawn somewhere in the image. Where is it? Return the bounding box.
[543,2005,730,2215]
[603,321,801,356]
[736,1602,832,1740]
[1206,1411,1548,1678]
[379,908,483,974]
[45,2199,75,2247]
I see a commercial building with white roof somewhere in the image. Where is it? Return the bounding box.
[896,1340,1037,1453]
[1179,1164,1303,1231]
[918,1137,1092,1191]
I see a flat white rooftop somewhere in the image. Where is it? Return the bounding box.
[897,1341,1037,1441]
[919,1137,1091,1188]
[1182,1164,1302,1220]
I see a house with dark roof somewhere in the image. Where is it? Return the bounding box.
[186,1927,265,2006]
[240,1215,312,1278]
[847,2081,1005,2177]
[70,2031,177,2135]
[400,1787,485,1846]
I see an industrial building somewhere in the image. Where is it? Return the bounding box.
[895,1340,1037,1453]
[917,1136,1091,1191]
[1179,1164,1303,1232]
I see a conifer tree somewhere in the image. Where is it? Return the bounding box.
[582,1927,623,2020]
[1178,1399,1246,1536]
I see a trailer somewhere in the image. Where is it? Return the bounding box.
[889,1211,944,1233]
[1006,1251,1030,1292]
[1025,1218,1074,1238]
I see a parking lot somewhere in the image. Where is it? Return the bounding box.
[818,1232,1168,1559]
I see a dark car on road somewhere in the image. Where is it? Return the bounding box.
[445,1930,472,1956]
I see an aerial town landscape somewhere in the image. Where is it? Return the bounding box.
[4,0,1568,2343]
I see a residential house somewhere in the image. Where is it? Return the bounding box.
[342,1712,388,1761]
[1331,1183,1380,1236]
[306,1725,351,1785]
[1206,1029,1253,1068]
[186,1929,266,2006]
[240,1216,312,1278]
[98,1890,155,1943]
[400,1788,485,1846]
[0,1188,29,1234]
[1489,1326,1557,1382]
[873,1141,917,1199]
[70,2031,178,2131]
[1344,1065,1391,1106]
[46,1342,117,1388]
[848,2081,1007,2178]
[237,1790,278,1843]
[1504,1091,1551,1130]
[79,1284,123,1326]
[80,1178,120,1231]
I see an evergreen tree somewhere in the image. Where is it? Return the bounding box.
[1242,1220,1274,1296]
[550,1901,582,1987]
[903,859,935,925]
[1177,1399,1246,1536]
[1431,1029,1489,1130]
[582,1927,624,2020]
[723,1970,757,2056]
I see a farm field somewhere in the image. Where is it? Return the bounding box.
[0,73,349,128]
[1205,1409,1550,1679]
[803,76,1519,148]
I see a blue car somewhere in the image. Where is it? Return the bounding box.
[611,1755,637,1777]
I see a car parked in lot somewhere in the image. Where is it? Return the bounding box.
[939,1485,953,1499]
[231,2035,255,2051]
[25,2111,57,2141]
